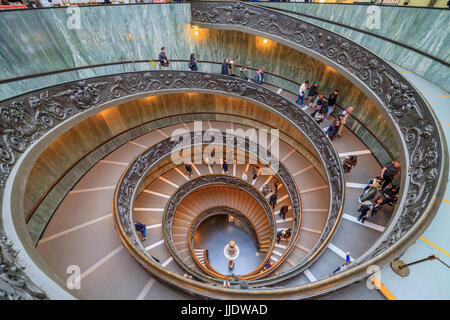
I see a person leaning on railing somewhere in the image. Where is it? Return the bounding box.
[188,53,197,71]
[239,65,249,81]
[306,81,319,106]
[159,47,169,69]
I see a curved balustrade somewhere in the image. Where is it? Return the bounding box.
[0,1,446,300]
[116,130,309,283]
[0,57,394,166]
[190,0,448,289]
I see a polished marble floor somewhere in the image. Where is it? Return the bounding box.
[194,215,265,276]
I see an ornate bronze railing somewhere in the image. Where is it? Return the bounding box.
[191,0,448,289]
[0,69,342,298]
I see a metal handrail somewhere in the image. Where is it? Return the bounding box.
[254,3,450,68]
[0,58,394,162]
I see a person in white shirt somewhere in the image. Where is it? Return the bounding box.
[295,81,309,107]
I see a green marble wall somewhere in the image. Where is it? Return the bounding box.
[0,3,399,165]
[262,3,450,92]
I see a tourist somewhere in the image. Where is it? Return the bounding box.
[221,58,230,76]
[252,166,258,181]
[264,260,273,270]
[223,279,231,288]
[228,259,235,270]
[306,81,319,106]
[222,160,229,174]
[239,65,249,81]
[188,53,197,71]
[380,160,401,190]
[326,119,340,140]
[295,80,309,107]
[276,230,286,244]
[279,205,288,221]
[310,92,326,118]
[314,109,326,124]
[326,90,339,120]
[185,163,193,179]
[359,176,382,203]
[254,68,263,84]
[261,183,270,196]
[342,155,357,174]
[372,196,385,214]
[273,181,279,193]
[135,220,147,241]
[230,58,237,77]
[382,185,399,206]
[284,228,292,240]
[357,198,383,224]
[159,47,169,69]
[242,172,248,181]
[337,106,354,137]
[260,66,265,83]
[269,192,278,210]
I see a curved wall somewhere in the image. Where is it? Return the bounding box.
[0,3,400,166]
[262,2,450,92]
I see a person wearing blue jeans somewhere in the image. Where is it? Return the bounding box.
[295,81,309,106]
[135,220,147,241]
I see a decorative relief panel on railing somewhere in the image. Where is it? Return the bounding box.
[191,1,443,266]
[0,235,47,300]
[0,70,343,289]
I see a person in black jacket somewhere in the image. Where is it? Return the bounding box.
[159,47,169,69]
[185,163,192,179]
[269,193,278,210]
[239,65,249,81]
[222,160,228,174]
[135,220,147,241]
[279,205,288,221]
[221,58,230,76]
[306,81,319,106]
[188,53,197,71]
[253,68,263,84]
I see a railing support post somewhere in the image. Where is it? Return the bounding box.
[391,254,439,277]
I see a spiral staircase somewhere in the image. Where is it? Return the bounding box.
[0,2,448,300]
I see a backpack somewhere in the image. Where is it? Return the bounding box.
[360,187,377,202]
